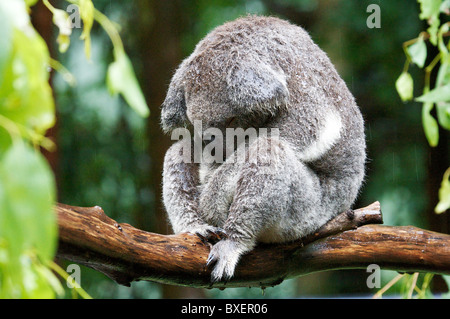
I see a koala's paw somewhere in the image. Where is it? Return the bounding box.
[206,239,246,282]
[189,225,227,245]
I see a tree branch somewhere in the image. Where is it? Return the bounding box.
[55,202,450,288]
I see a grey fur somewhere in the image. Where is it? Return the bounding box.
[161,16,366,281]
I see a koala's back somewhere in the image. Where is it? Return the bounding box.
[189,15,365,177]
[165,15,366,221]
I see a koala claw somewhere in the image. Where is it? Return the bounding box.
[207,239,244,282]
[190,225,227,245]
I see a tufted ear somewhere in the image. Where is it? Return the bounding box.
[226,60,289,115]
[161,77,188,134]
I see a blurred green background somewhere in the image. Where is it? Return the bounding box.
[30,0,449,298]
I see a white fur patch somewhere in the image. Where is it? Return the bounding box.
[299,111,342,162]
[199,163,209,185]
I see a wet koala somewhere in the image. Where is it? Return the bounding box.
[160,16,366,281]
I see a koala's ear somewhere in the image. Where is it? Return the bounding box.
[160,81,188,134]
[226,60,289,113]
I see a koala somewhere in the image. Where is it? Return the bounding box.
[160,15,366,282]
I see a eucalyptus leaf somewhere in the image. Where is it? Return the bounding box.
[418,0,441,45]
[0,143,57,298]
[407,36,427,68]
[25,0,39,7]
[438,23,449,56]
[436,61,450,87]
[106,48,150,117]
[436,102,450,129]
[416,84,450,103]
[57,33,71,54]
[79,0,94,59]
[440,0,450,13]
[52,8,72,53]
[422,102,439,147]
[32,260,63,297]
[428,19,440,45]
[0,28,55,136]
[0,0,55,141]
[435,168,450,214]
[0,5,12,89]
[0,143,57,262]
[395,72,414,102]
[20,256,53,298]
[418,0,441,20]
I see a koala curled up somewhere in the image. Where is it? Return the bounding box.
[161,16,366,282]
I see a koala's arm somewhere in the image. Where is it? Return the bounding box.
[162,140,201,232]
[163,140,224,236]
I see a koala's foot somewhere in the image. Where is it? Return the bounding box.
[189,225,227,245]
[206,239,250,282]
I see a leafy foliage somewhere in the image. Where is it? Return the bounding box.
[0,0,147,298]
[0,0,59,298]
[436,167,450,213]
[0,1,55,152]
[373,0,450,299]
[396,0,450,214]
[107,48,149,118]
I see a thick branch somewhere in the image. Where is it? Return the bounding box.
[55,202,450,288]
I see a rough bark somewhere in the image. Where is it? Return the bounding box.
[55,201,450,289]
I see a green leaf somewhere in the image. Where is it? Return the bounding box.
[106,48,150,118]
[79,0,94,59]
[0,143,57,262]
[0,142,57,298]
[418,0,442,20]
[56,33,71,54]
[435,168,450,214]
[428,19,440,45]
[440,0,450,13]
[436,102,450,129]
[436,60,450,87]
[422,102,439,147]
[0,8,55,140]
[407,35,427,68]
[438,23,449,56]
[25,0,39,7]
[396,72,414,102]
[32,260,64,297]
[52,8,72,53]
[416,83,450,103]
[418,0,442,45]
[3,29,55,131]
[0,5,12,89]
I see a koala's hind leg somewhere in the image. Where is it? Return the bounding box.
[207,137,323,281]
[197,161,241,229]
